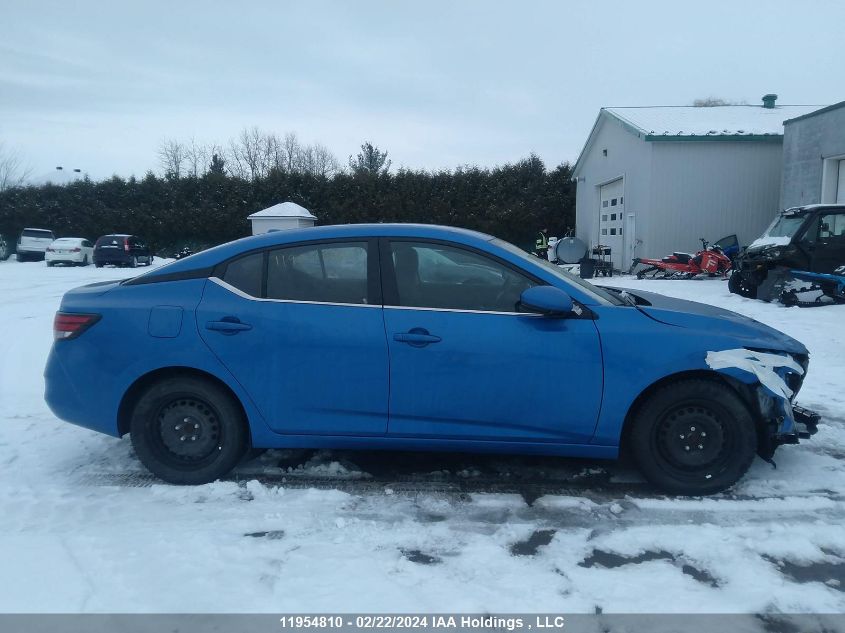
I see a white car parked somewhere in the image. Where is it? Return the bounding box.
[16,228,55,262]
[45,238,94,267]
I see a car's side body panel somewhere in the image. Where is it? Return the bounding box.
[44,223,811,464]
[44,279,271,444]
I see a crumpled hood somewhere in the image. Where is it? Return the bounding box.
[619,288,808,355]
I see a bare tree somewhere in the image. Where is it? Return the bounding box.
[158,139,187,178]
[159,129,341,181]
[184,136,210,177]
[0,142,32,191]
[309,143,340,177]
[692,97,747,107]
[229,127,276,180]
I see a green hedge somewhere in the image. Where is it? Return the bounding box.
[0,156,574,257]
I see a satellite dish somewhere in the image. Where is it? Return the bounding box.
[555,236,588,264]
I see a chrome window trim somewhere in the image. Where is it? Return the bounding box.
[209,276,380,308]
[210,276,542,316]
[383,305,539,317]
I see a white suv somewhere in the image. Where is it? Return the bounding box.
[16,228,55,262]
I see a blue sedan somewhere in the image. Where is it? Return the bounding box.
[44,224,819,494]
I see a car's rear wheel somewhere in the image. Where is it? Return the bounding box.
[629,378,757,495]
[129,255,138,268]
[79,255,89,267]
[130,376,248,484]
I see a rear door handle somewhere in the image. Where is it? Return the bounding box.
[206,318,252,334]
[393,328,441,347]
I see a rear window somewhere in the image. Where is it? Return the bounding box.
[22,229,54,239]
[96,235,126,247]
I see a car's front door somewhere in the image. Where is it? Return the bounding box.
[197,239,389,435]
[381,239,603,444]
[807,211,845,273]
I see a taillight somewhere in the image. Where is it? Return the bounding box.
[70,247,81,252]
[53,313,101,341]
[124,238,130,252]
[46,247,55,252]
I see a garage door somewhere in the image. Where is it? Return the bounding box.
[837,160,845,204]
[599,179,624,270]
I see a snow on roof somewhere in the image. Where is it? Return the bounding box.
[248,201,316,220]
[605,104,823,138]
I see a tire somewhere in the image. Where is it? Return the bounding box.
[16,253,26,262]
[0,244,8,261]
[46,261,54,267]
[79,255,89,267]
[95,262,104,268]
[129,376,249,485]
[128,255,138,268]
[239,447,268,465]
[728,270,758,299]
[629,378,757,495]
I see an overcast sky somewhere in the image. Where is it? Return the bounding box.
[2,0,843,181]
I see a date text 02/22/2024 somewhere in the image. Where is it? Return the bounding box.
[277,616,567,630]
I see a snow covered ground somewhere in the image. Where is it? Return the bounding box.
[1,262,844,614]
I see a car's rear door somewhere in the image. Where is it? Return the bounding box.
[196,239,389,436]
[381,239,603,444]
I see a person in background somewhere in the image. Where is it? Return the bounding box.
[535,229,549,259]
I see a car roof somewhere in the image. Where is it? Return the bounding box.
[130,224,495,280]
[22,227,53,232]
[785,204,845,213]
[53,237,86,242]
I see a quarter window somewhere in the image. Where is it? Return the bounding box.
[389,241,536,312]
[267,242,369,304]
[222,252,263,297]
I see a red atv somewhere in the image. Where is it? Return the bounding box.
[634,238,733,279]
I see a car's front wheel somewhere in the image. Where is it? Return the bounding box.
[130,376,248,484]
[629,378,757,495]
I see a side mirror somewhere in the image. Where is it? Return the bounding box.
[519,286,573,317]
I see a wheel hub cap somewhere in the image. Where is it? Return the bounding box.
[659,406,726,469]
[158,399,220,461]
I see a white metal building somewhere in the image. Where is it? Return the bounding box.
[573,96,821,270]
[248,202,317,235]
[781,100,845,208]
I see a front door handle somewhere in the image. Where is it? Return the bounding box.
[206,317,252,334]
[393,328,441,347]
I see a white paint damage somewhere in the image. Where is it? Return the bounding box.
[705,348,804,401]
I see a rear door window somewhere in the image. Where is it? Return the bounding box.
[267,242,369,305]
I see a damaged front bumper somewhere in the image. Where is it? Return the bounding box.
[759,402,821,460]
[779,405,821,443]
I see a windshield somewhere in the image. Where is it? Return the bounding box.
[490,238,623,305]
[762,213,806,239]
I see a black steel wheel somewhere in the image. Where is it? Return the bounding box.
[629,378,757,495]
[130,376,248,484]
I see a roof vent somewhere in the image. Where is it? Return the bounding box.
[762,94,778,109]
